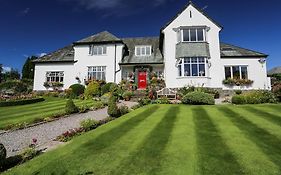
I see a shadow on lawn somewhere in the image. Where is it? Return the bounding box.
[220,106,281,172]
[193,107,244,175]
[111,106,179,175]
[243,106,281,127]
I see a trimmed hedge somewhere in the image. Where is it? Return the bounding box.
[0,98,45,107]
[69,84,85,97]
[232,90,277,104]
[182,91,215,105]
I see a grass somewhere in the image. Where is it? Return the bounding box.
[0,97,96,129]
[3,104,281,175]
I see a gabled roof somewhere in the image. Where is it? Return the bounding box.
[268,67,281,75]
[33,45,75,63]
[161,1,222,32]
[73,31,122,45]
[120,37,164,65]
[220,43,268,58]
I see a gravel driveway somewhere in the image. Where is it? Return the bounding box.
[0,101,137,157]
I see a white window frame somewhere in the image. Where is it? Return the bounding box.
[88,66,106,81]
[89,45,107,56]
[180,28,206,43]
[178,57,207,77]
[224,65,248,79]
[135,45,152,56]
[46,71,64,83]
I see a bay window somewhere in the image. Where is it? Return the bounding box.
[224,66,248,79]
[88,66,106,81]
[180,28,206,42]
[46,71,64,83]
[178,57,207,77]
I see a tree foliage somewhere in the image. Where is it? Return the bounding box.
[22,56,37,79]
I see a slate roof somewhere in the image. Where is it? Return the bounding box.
[33,32,267,63]
[120,37,164,65]
[268,67,281,75]
[73,31,122,44]
[220,43,268,58]
[33,45,75,63]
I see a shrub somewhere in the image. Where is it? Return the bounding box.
[122,91,133,101]
[0,155,22,172]
[0,80,28,94]
[138,97,151,106]
[234,90,242,95]
[78,105,89,113]
[65,99,78,114]
[69,84,85,97]
[101,83,115,95]
[107,96,120,118]
[131,104,141,110]
[84,81,100,99]
[155,97,171,104]
[0,143,6,165]
[80,119,99,132]
[91,101,105,110]
[110,84,124,99]
[119,105,129,116]
[178,86,195,96]
[272,82,281,102]
[231,90,277,104]
[231,95,246,104]
[0,98,44,107]
[199,88,220,99]
[182,91,215,105]
[100,92,111,105]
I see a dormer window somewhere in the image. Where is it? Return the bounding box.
[89,45,107,56]
[135,46,151,56]
[178,28,206,42]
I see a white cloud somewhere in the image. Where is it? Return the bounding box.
[3,67,11,73]
[38,53,47,57]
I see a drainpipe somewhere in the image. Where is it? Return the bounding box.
[114,44,117,83]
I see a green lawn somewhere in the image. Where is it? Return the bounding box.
[4,104,281,175]
[0,97,95,129]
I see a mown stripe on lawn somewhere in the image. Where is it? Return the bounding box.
[111,106,179,175]
[193,107,244,175]
[243,106,281,127]
[265,105,281,113]
[220,106,281,173]
[213,107,278,175]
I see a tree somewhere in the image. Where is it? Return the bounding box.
[22,56,37,79]
[0,64,3,83]
[2,68,20,81]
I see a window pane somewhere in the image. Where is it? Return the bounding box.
[197,29,204,41]
[93,47,98,55]
[241,66,248,79]
[190,29,197,41]
[184,64,191,76]
[146,46,150,55]
[232,66,240,79]
[199,64,205,76]
[225,67,231,79]
[191,58,197,63]
[192,64,198,76]
[198,57,205,63]
[103,46,107,54]
[136,47,141,56]
[141,47,145,55]
[97,47,102,55]
[183,29,190,41]
[178,65,182,77]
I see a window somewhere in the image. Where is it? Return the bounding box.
[88,66,106,81]
[181,28,206,42]
[224,66,248,79]
[46,71,64,83]
[178,57,207,77]
[89,45,107,55]
[135,46,151,56]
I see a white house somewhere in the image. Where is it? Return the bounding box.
[33,1,271,91]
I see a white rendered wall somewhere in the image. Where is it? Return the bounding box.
[73,43,124,84]
[162,4,222,88]
[33,63,75,91]
[221,58,270,90]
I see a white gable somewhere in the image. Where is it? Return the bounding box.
[162,3,222,33]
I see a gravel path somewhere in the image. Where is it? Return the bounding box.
[0,101,137,157]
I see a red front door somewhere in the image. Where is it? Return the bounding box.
[138,72,147,89]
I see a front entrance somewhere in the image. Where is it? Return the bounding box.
[138,71,147,89]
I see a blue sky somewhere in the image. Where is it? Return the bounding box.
[0,0,280,72]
